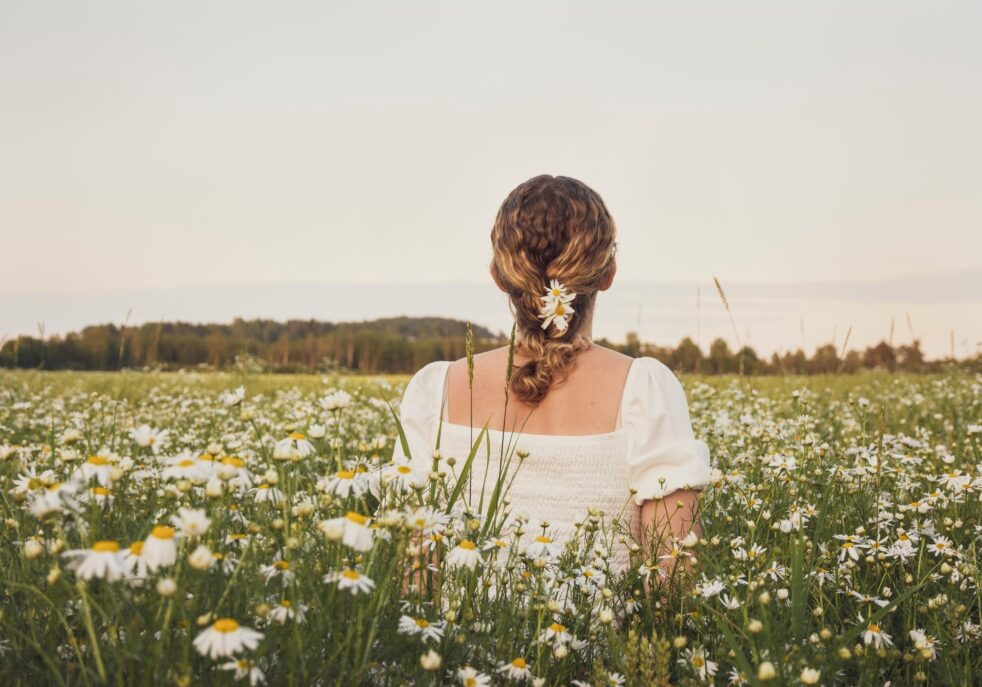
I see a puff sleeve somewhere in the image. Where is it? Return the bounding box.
[390,360,449,475]
[624,357,711,506]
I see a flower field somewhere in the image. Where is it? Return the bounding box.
[0,368,979,686]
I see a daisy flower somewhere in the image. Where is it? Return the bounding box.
[193,618,264,659]
[524,534,562,559]
[445,540,483,570]
[398,615,446,642]
[62,540,128,581]
[252,483,284,504]
[76,454,113,486]
[161,453,209,482]
[318,511,374,552]
[273,432,314,461]
[142,525,179,572]
[259,558,295,585]
[538,279,576,334]
[131,425,168,454]
[268,599,307,625]
[324,568,376,595]
[320,390,352,412]
[497,657,532,682]
[537,622,572,644]
[457,666,491,686]
[861,617,893,649]
[317,469,367,499]
[679,646,718,681]
[220,658,265,685]
[220,386,246,407]
[909,628,937,660]
[378,458,428,493]
[171,507,211,538]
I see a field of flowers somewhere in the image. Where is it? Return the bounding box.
[0,367,979,686]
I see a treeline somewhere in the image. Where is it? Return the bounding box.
[594,332,979,375]
[0,317,498,374]
[0,317,977,374]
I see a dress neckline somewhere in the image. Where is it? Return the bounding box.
[436,357,637,440]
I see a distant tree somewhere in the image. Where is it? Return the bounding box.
[672,337,703,373]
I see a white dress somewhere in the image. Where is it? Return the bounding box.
[391,355,712,573]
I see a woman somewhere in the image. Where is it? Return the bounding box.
[393,174,711,589]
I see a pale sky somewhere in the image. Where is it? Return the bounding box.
[1,2,980,357]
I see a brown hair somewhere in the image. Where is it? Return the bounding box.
[490,174,617,406]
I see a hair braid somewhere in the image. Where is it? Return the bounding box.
[490,174,617,406]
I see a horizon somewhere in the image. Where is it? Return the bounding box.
[3,269,978,359]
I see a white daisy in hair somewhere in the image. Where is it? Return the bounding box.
[538,279,576,333]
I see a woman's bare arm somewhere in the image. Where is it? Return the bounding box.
[638,488,702,595]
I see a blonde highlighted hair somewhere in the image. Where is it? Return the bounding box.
[490,174,617,406]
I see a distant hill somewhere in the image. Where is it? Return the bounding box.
[0,316,502,373]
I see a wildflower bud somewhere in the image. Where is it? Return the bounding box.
[905,573,914,584]
[47,566,61,585]
[800,667,820,685]
[777,588,789,601]
[553,643,568,658]
[188,545,213,570]
[757,661,776,681]
[176,479,192,493]
[240,408,256,422]
[516,449,529,459]
[547,600,560,612]
[263,469,279,485]
[941,563,952,575]
[599,608,614,625]
[24,539,44,560]
[673,636,687,649]
[758,591,771,605]
[272,518,285,531]
[838,647,851,660]
[196,612,213,626]
[318,519,344,541]
[748,619,763,634]
[156,578,177,597]
[110,467,125,481]
[5,519,18,529]
[419,649,441,671]
[255,602,270,618]
[533,558,546,569]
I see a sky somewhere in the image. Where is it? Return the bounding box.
[1,1,980,358]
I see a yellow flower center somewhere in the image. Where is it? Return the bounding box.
[274,560,290,570]
[46,482,62,492]
[869,623,881,633]
[534,536,552,544]
[150,525,175,540]
[396,465,411,474]
[92,540,120,552]
[692,656,705,668]
[87,455,109,466]
[342,569,360,580]
[555,305,565,316]
[416,618,429,628]
[465,679,476,687]
[549,622,566,633]
[337,470,355,479]
[222,456,244,467]
[129,541,144,555]
[177,459,195,467]
[213,618,239,633]
[281,600,292,607]
[289,432,306,441]
[198,453,214,462]
[511,658,526,669]
[92,487,110,496]
[346,511,368,525]
[457,540,477,550]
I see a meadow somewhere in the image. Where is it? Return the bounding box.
[0,367,979,686]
